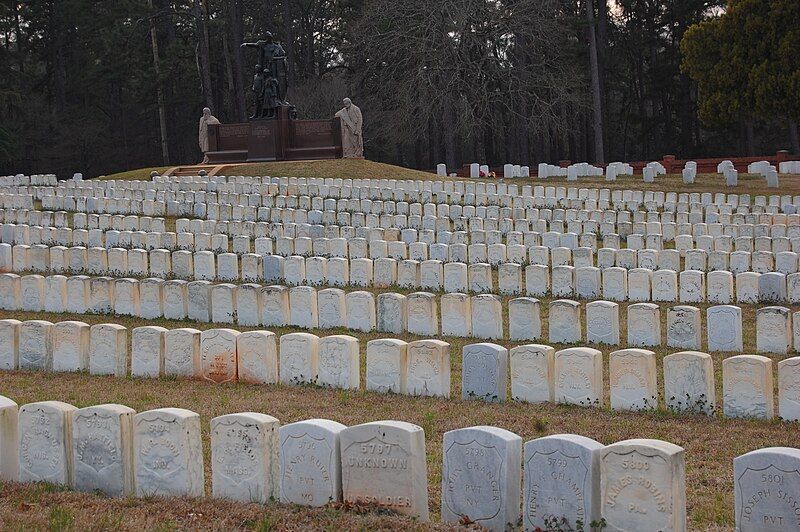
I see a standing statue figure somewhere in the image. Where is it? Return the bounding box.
[261,68,281,118]
[241,32,288,103]
[251,64,265,119]
[335,98,363,158]
[198,107,220,159]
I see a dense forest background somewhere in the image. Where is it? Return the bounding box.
[0,0,797,177]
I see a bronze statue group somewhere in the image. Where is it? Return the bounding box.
[241,32,290,119]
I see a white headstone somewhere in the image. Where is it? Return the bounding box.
[723,355,774,419]
[524,434,602,531]
[406,339,450,398]
[236,330,278,385]
[366,339,407,394]
[734,447,800,531]
[133,408,204,497]
[340,420,429,521]
[279,419,346,506]
[599,439,686,532]
[609,349,658,411]
[71,404,136,496]
[18,401,77,485]
[318,335,360,389]
[199,328,240,384]
[554,347,603,407]
[210,412,279,503]
[280,332,320,385]
[461,343,508,402]
[442,426,522,530]
[663,351,716,415]
[0,395,18,481]
[164,328,201,377]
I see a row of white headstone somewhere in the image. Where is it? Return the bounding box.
[2,317,799,421]
[4,269,800,350]
[27,177,800,217]
[1,394,796,531]
[8,245,800,306]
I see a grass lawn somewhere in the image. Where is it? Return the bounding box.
[100,159,436,182]
[0,298,795,530]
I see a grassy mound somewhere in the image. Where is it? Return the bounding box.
[100,159,435,181]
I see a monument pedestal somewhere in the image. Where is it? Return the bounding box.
[204,106,343,164]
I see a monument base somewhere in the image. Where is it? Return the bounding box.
[204,106,343,164]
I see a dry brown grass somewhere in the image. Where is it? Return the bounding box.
[101,159,436,182]
[0,298,796,530]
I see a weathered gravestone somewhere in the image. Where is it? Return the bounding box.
[89,323,128,377]
[290,286,319,329]
[441,426,522,531]
[0,395,18,481]
[366,339,407,394]
[210,412,279,503]
[340,421,429,521]
[666,306,701,350]
[609,349,658,411]
[510,344,554,403]
[131,326,167,378]
[236,330,278,384]
[471,294,504,340]
[461,343,508,402]
[508,297,541,341]
[723,355,774,420]
[627,303,661,347]
[134,408,204,497]
[441,292,471,337]
[19,319,53,371]
[164,328,201,377]
[756,306,792,355]
[187,280,213,322]
[554,347,603,407]
[18,401,77,486]
[199,328,240,384]
[0,319,20,370]
[706,305,743,352]
[549,299,582,343]
[663,351,715,415]
[377,292,407,334]
[586,300,620,345]
[778,356,800,421]
[318,335,360,389]
[280,332,319,385]
[599,439,686,532]
[261,285,290,327]
[318,288,347,329]
[346,291,376,332]
[406,339,450,398]
[734,447,800,531]
[407,292,438,336]
[280,419,346,506]
[524,434,602,531]
[71,404,135,496]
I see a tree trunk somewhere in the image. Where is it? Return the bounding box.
[283,0,295,89]
[443,101,457,169]
[193,0,215,110]
[745,118,756,156]
[585,0,605,164]
[790,121,800,155]
[148,0,170,165]
[227,0,247,121]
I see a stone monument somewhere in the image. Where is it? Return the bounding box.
[335,98,363,158]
